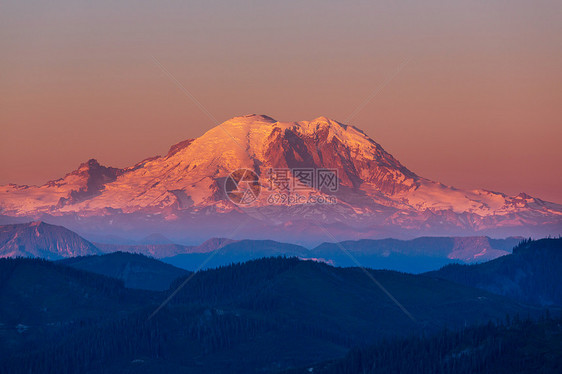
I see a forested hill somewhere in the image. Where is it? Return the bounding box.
[58,251,189,291]
[286,313,562,374]
[426,238,562,306]
[0,256,533,373]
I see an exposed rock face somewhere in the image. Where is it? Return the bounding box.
[0,221,101,259]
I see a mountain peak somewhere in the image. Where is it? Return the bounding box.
[83,158,101,167]
[225,114,277,125]
[1,115,561,242]
[217,114,351,135]
[310,115,343,126]
[240,114,277,121]
[74,158,118,174]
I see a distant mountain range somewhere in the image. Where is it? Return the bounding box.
[0,221,523,273]
[94,237,235,258]
[163,236,521,273]
[1,115,560,244]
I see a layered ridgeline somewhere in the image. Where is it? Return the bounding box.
[0,222,521,273]
[0,256,535,374]
[164,236,522,273]
[1,115,561,243]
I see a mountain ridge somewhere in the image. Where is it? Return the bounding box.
[0,254,537,374]
[58,251,189,291]
[0,221,522,273]
[426,238,562,306]
[1,115,560,243]
[0,221,101,259]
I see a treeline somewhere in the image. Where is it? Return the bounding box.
[168,256,302,307]
[428,238,562,306]
[0,312,165,374]
[288,313,562,374]
[0,257,353,374]
[0,305,352,374]
[0,257,129,299]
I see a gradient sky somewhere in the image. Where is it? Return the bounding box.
[1,0,561,203]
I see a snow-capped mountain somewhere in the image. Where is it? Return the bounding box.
[1,114,561,244]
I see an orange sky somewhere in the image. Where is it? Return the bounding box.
[1,0,561,203]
